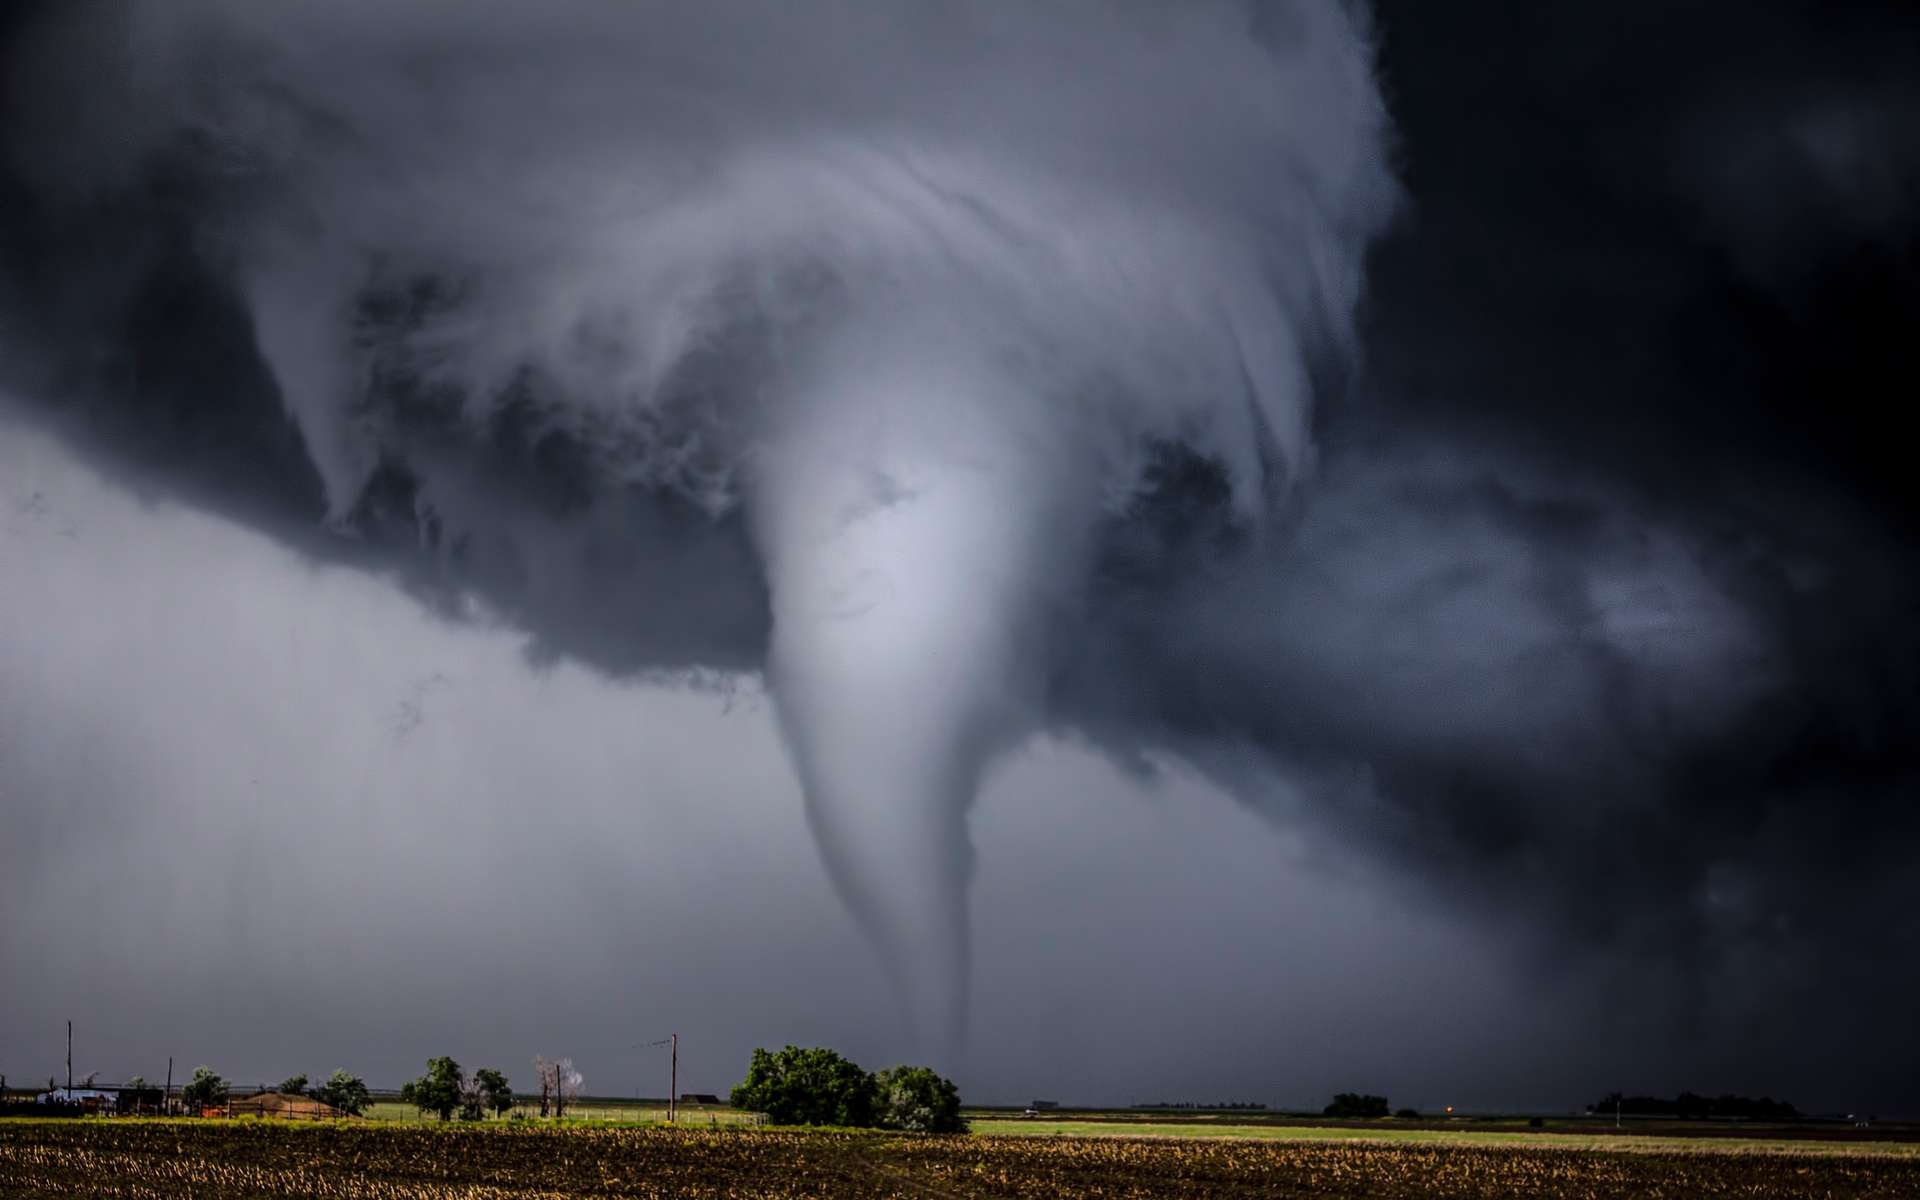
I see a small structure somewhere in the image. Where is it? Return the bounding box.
[117,1086,163,1115]
[227,1092,345,1120]
[39,1089,117,1114]
[679,1093,721,1105]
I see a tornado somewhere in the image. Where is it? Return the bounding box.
[750,331,1100,1051]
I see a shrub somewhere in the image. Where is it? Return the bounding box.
[1323,1093,1390,1119]
[872,1066,966,1134]
[730,1047,874,1127]
[315,1070,371,1117]
[180,1067,228,1110]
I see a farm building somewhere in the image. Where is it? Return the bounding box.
[38,1089,116,1113]
[227,1091,345,1119]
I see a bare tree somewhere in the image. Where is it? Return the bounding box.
[532,1055,583,1119]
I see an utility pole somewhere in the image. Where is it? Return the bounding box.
[165,1058,174,1116]
[669,1034,678,1123]
[66,1021,72,1098]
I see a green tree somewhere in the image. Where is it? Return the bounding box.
[278,1074,308,1097]
[402,1057,464,1121]
[473,1068,514,1118]
[315,1069,371,1117]
[729,1046,875,1127]
[872,1065,966,1133]
[180,1066,228,1110]
[124,1076,148,1092]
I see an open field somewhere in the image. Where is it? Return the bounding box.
[969,1118,1920,1156]
[964,1107,1920,1138]
[7,1119,1920,1198]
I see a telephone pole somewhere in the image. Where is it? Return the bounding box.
[669,1034,678,1123]
[165,1058,174,1116]
[66,1021,72,1098]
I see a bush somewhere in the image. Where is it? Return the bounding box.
[1323,1093,1390,1119]
[731,1047,876,1127]
[730,1047,965,1131]
[472,1068,514,1119]
[873,1066,967,1134]
[315,1070,371,1117]
[1394,1108,1419,1119]
[180,1067,228,1110]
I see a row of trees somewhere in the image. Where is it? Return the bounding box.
[133,1055,577,1122]
[158,1067,371,1115]
[728,1046,964,1133]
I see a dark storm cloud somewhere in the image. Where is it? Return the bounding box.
[1062,0,1920,1078]
[1089,0,1920,1092]
[2,0,1916,1103]
[1343,0,1920,926]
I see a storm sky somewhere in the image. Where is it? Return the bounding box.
[3,1,1917,1114]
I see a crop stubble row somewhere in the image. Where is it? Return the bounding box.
[3,1120,1917,1198]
